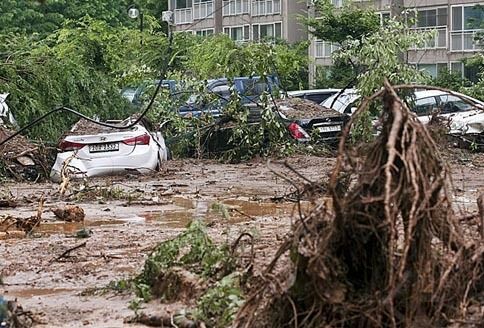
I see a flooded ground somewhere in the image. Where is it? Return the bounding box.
[1,154,483,327]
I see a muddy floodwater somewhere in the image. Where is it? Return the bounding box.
[1,154,483,327]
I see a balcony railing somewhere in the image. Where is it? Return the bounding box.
[450,30,483,51]
[411,26,447,49]
[251,0,281,16]
[194,2,214,20]
[174,8,193,24]
[223,0,249,16]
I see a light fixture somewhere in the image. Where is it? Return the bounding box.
[127,6,140,19]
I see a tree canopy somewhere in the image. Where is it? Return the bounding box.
[0,0,168,36]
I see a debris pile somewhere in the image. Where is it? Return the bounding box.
[0,196,44,236]
[52,205,85,222]
[234,80,484,327]
[0,127,50,181]
[277,97,345,120]
[129,220,253,327]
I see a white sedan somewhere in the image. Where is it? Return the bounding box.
[50,117,170,182]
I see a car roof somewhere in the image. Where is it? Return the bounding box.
[414,89,484,106]
[414,90,447,98]
[287,89,341,96]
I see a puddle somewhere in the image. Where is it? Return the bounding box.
[138,198,302,226]
[36,219,125,234]
[4,287,79,298]
[3,197,305,239]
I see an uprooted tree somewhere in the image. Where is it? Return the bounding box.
[233,79,484,327]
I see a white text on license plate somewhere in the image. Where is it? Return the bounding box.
[89,142,119,153]
[318,125,341,133]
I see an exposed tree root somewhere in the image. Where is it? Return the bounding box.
[234,80,484,328]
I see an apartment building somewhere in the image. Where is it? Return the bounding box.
[167,0,308,43]
[309,0,484,85]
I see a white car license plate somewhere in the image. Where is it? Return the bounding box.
[318,125,342,133]
[89,142,119,153]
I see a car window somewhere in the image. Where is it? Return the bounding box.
[211,85,231,100]
[306,93,334,104]
[240,80,268,96]
[438,94,472,113]
[414,96,437,116]
[121,87,137,102]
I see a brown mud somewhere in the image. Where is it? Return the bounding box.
[0,154,483,327]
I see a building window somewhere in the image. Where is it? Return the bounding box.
[450,61,480,82]
[224,25,250,41]
[411,7,447,49]
[193,0,214,20]
[416,63,448,78]
[195,28,214,37]
[173,0,193,24]
[223,0,249,16]
[451,4,483,51]
[253,22,282,41]
[315,40,340,58]
[251,0,281,16]
[175,0,193,8]
[331,0,343,8]
[378,12,390,25]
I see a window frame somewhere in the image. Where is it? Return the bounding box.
[450,3,483,52]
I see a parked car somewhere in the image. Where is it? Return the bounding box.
[286,89,341,105]
[50,116,170,181]
[0,93,17,127]
[121,80,178,107]
[321,88,483,117]
[321,88,484,146]
[177,76,280,118]
[411,90,484,124]
[277,97,348,142]
[320,89,360,115]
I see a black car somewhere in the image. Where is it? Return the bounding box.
[277,98,348,143]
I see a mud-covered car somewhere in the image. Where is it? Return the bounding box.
[50,117,170,181]
[277,97,348,142]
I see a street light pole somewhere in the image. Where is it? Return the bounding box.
[128,5,143,45]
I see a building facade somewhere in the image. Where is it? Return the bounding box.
[167,0,308,43]
[309,0,484,85]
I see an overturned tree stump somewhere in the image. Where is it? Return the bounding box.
[235,80,484,328]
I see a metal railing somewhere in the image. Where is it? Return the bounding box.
[411,26,447,49]
[223,0,249,16]
[450,30,483,51]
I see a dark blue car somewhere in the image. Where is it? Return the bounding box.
[176,76,280,118]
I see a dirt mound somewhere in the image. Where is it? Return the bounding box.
[277,97,345,120]
[0,127,51,181]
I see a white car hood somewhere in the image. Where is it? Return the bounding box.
[449,110,484,134]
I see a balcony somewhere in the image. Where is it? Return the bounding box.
[194,1,214,20]
[450,30,483,51]
[251,0,281,16]
[174,8,193,25]
[222,0,249,16]
[411,27,447,50]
